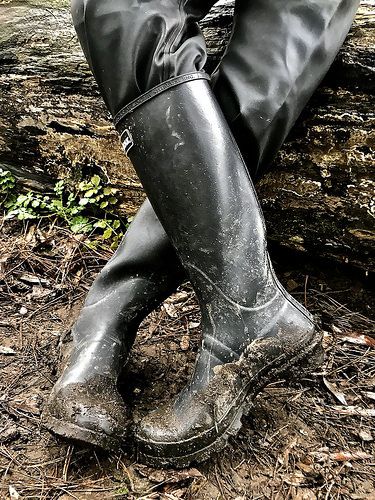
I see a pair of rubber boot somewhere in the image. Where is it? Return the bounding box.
[43,0,359,467]
[43,73,322,467]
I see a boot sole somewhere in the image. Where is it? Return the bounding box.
[136,330,324,468]
[42,411,122,452]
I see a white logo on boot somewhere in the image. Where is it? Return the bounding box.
[121,129,134,155]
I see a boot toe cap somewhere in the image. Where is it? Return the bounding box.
[43,377,129,449]
[135,400,218,465]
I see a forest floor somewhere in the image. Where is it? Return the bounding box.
[0,221,374,500]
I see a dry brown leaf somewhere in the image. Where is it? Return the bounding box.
[297,461,314,474]
[293,489,317,500]
[134,464,202,484]
[148,321,159,335]
[9,485,20,500]
[283,471,306,486]
[323,377,347,405]
[180,335,190,351]
[12,397,40,416]
[0,425,19,444]
[162,489,186,499]
[363,391,375,401]
[27,286,52,301]
[329,451,373,462]
[25,225,36,242]
[311,450,373,462]
[20,273,49,285]
[165,291,189,304]
[163,303,178,318]
[340,331,375,348]
[188,321,200,329]
[358,429,373,442]
[330,405,375,417]
[0,346,16,355]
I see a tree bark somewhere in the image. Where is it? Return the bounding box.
[0,1,374,271]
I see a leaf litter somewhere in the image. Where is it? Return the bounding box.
[0,220,374,499]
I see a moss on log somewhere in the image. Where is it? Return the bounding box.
[0,1,374,271]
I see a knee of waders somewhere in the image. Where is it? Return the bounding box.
[71,0,178,33]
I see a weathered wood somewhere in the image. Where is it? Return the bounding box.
[0,1,374,271]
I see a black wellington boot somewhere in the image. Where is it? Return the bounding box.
[113,74,324,467]
[42,200,184,450]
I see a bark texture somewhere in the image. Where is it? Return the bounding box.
[0,0,374,271]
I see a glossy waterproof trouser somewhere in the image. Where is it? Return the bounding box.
[71,0,359,178]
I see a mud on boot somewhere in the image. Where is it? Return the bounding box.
[43,374,129,451]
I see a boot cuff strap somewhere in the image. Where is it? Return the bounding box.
[113,72,210,126]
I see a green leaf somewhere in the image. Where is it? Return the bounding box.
[84,189,98,198]
[78,181,91,191]
[70,206,82,215]
[17,210,36,220]
[91,175,101,187]
[17,194,28,204]
[70,216,92,234]
[52,199,63,209]
[102,227,113,239]
[94,219,107,229]
[84,239,99,250]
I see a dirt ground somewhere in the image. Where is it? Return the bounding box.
[0,221,374,499]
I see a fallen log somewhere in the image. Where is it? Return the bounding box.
[0,0,374,271]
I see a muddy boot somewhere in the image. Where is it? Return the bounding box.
[112,75,324,467]
[42,200,184,450]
